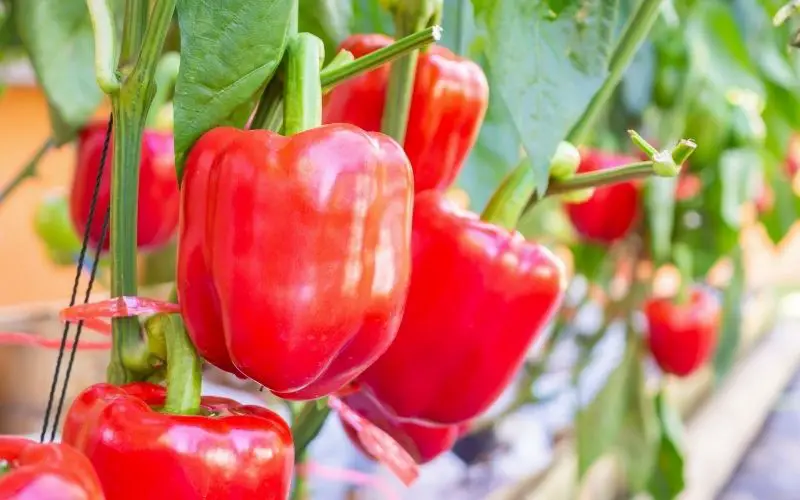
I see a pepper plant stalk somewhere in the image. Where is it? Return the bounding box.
[284,33,325,136]
[92,0,179,384]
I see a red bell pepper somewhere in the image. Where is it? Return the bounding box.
[357,191,566,425]
[70,122,179,251]
[340,391,467,464]
[62,382,294,500]
[322,34,489,193]
[644,288,721,377]
[565,150,640,244]
[0,437,104,500]
[177,124,414,400]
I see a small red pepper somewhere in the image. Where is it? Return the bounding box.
[62,382,294,500]
[70,122,179,251]
[644,288,721,377]
[565,150,640,244]
[178,124,414,400]
[322,34,489,193]
[340,391,467,464]
[357,191,566,425]
[0,437,104,500]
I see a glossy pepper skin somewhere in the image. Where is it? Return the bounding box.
[340,391,467,464]
[70,122,179,251]
[358,192,566,425]
[178,124,414,400]
[565,150,641,244]
[0,437,104,500]
[62,382,294,500]
[645,288,721,377]
[322,34,489,193]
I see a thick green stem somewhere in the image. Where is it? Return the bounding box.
[251,75,286,132]
[86,0,120,93]
[672,243,693,305]
[481,159,535,230]
[291,453,308,500]
[108,0,178,384]
[320,26,441,91]
[158,314,202,415]
[120,0,147,67]
[547,161,654,194]
[284,34,324,136]
[292,402,331,457]
[567,0,664,145]
[0,139,53,207]
[380,17,421,143]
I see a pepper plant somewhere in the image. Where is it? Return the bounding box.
[0,0,793,499]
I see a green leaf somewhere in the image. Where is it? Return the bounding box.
[647,391,686,500]
[299,0,352,61]
[719,148,761,228]
[174,0,295,172]
[15,0,104,144]
[646,177,677,265]
[576,337,636,477]
[713,246,744,380]
[471,0,618,195]
[617,338,660,493]
[351,0,394,34]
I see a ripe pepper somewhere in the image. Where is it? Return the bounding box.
[62,382,294,500]
[340,391,467,464]
[177,124,414,400]
[357,191,566,425]
[0,437,104,500]
[644,288,721,377]
[322,34,489,193]
[565,150,640,244]
[70,122,179,251]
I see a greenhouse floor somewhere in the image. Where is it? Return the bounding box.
[719,366,800,499]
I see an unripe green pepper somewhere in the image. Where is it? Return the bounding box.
[549,141,581,180]
[34,189,82,266]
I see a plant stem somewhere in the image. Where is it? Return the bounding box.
[293,401,331,457]
[284,34,324,136]
[380,15,422,144]
[108,0,178,384]
[548,161,653,194]
[320,26,441,91]
[146,52,181,128]
[251,74,286,132]
[0,139,53,206]
[85,0,120,93]
[120,0,147,66]
[291,453,308,500]
[159,314,202,415]
[481,158,534,230]
[566,0,664,145]
[672,243,693,305]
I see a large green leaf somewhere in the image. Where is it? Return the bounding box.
[15,0,104,144]
[174,0,295,171]
[471,0,618,195]
[351,0,393,35]
[647,391,686,500]
[576,337,636,477]
[299,0,352,61]
[713,247,744,380]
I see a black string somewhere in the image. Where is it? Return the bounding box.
[39,114,113,442]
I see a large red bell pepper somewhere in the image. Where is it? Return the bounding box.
[357,191,566,425]
[0,437,104,499]
[62,382,294,500]
[565,150,640,244]
[322,34,489,193]
[70,122,179,251]
[340,391,467,464]
[178,124,414,400]
[645,288,721,377]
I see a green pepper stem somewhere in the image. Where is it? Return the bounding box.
[672,243,694,305]
[320,26,441,91]
[481,159,535,230]
[291,453,308,500]
[86,0,121,93]
[292,401,331,457]
[119,0,147,67]
[380,16,422,143]
[146,52,181,128]
[547,161,654,194]
[567,0,663,145]
[250,74,286,132]
[158,314,202,415]
[0,139,53,208]
[108,0,178,384]
[284,33,324,136]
